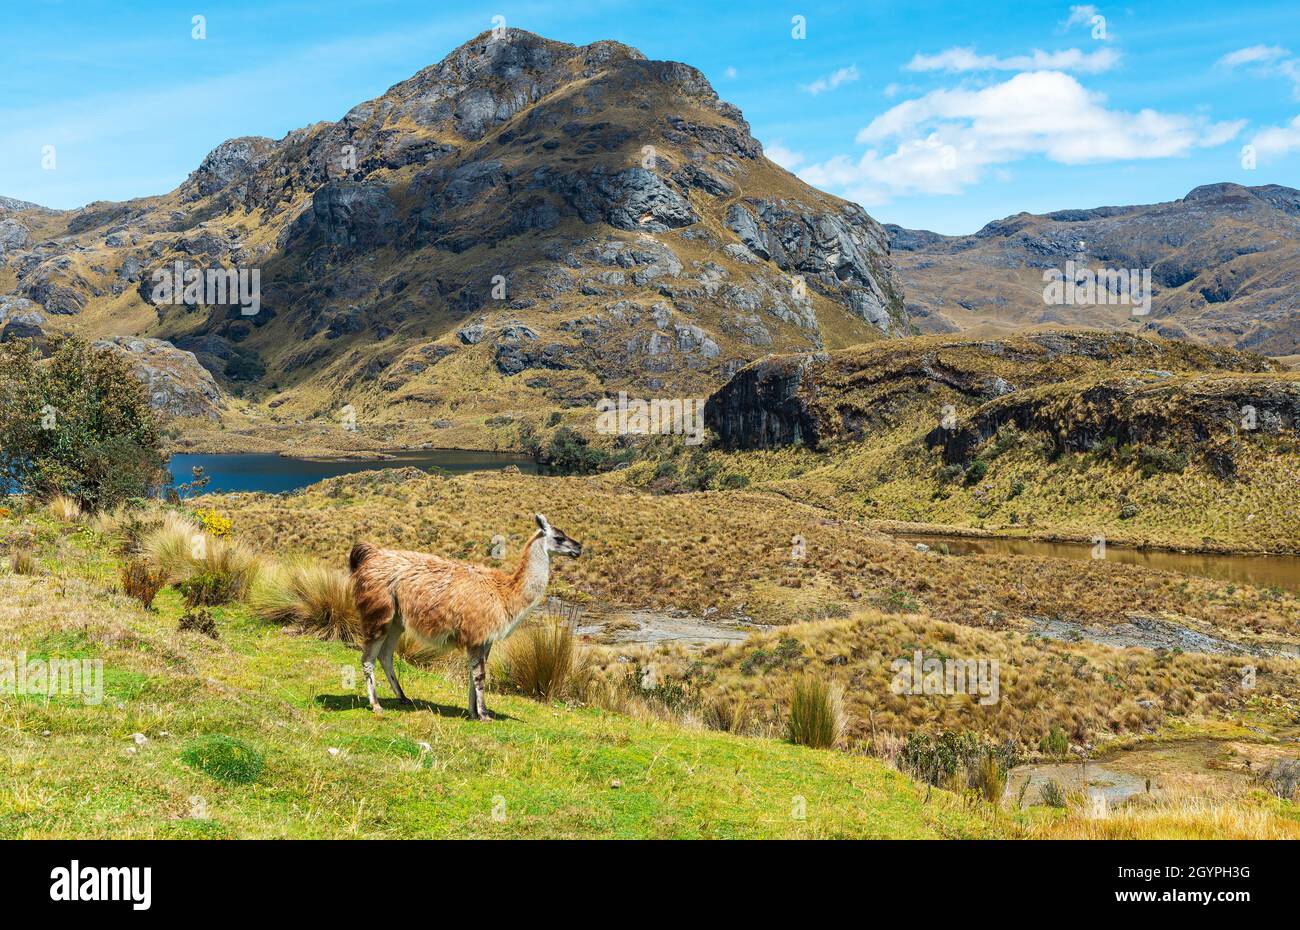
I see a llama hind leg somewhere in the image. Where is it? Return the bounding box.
[473,643,491,722]
[378,619,410,706]
[362,636,384,714]
[466,651,480,719]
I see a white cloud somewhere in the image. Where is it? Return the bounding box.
[801,70,1244,204]
[1218,45,1300,97]
[802,65,860,95]
[763,140,805,170]
[907,46,1120,74]
[1249,115,1300,161]
[1218,45,1289,68]
[1059,5,1110,39]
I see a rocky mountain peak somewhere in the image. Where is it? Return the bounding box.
[0,28,908,447]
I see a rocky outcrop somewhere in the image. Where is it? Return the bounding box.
[0,297,46,349]
[284,181,398,250]
[705,331,1278,452]
[705,353,825,450]
[93,337,226,420]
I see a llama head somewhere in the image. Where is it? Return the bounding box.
[535,513,582,557]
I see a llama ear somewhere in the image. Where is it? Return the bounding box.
[535,513,549,531]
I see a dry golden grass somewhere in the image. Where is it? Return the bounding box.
[248,556,358,641]
[494,618,590,702]
[45,495,82,523]
[199,470,1300,647]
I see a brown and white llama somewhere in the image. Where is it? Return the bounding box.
[348,514,582,719]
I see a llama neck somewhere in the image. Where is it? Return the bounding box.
[507,532,550,612]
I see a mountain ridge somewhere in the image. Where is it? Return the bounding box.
[886,181,1300,357]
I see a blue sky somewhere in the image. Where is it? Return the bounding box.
[2,0,1298,233]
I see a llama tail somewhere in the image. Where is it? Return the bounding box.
[349,541,377,573]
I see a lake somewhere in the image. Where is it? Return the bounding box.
[895,532,1300,594]
[167,450,538,495]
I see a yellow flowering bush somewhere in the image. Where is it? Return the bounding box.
[193,508,232,538]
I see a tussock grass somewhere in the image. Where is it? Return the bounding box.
[46,495,82,523]
[141,511,259,605]
[248,556,358,641]
[786,674,846,749]
[496,618,589,702]
[140,511,203,582]
[9,548,38,576]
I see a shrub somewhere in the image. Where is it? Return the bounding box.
[176,538,259,606]
[121,559,166,610]
[248,557,358,641]
[0,336,166,511]
[701,692,749,733]
[541,427,624,475]
[178,607,219,639]
[963,458,989,485]
[1040,726,1069,758]
[786,674,846,749]
[1128,444,1188,478]
[193,508,232,538]
[1256,759,1300,800]
[496,618,588,702]
[1040,778,1067,808]
[937,464,965,486]
[180,735,263,784]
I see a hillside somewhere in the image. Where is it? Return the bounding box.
[0,503,993,839]
[0,28,907,454]
[697,331,1300,552]
[3,493,1299,838]
[888,183,1300,357]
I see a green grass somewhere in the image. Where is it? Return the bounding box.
[0,512,996,839]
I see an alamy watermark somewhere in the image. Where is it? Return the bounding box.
[596,392,705,445]
[1043,260,1152,316]
[1,651,103,705]
[150,261,261,316]
[890,649,1000,706]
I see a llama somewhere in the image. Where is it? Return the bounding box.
[348,514,582,719]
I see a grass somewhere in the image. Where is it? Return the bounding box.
[0,506,1001,839]
[495,618,588,702]
[2,497,1295,838]
[786,675,846,749]
[248,556,358,641]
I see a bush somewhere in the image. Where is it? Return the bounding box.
[540,427,625,475]
[121,559,166,610]
[177,538,259,606]
[496,618,588,702]
[193,508,232,538]
[1039,778,1067,808]
[248,557,358,641]
[786,674,846,749]
[937,464,965,486]
[701,692,749,733]
[180,735,264,784]
[1256,759,1300,800]
[178,607,219,639]
[1040,725,1069,758]
[0,336,166,511]
[964,458,989,485]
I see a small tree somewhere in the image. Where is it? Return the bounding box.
[0,336,166,511]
